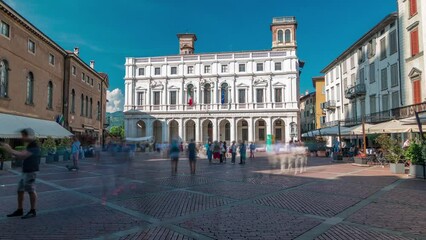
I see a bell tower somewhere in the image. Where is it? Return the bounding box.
[270,16,297,51]
[177,33,197,55]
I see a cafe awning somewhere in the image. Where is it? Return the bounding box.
[0,113,73,139]
[367,119,420,134]
[341,123,375,135]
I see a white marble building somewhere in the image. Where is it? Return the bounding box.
[124,17,302,144]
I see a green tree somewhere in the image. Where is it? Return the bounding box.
[109,126,125,139]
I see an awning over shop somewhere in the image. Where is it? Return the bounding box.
[0,113,73,139]
[400,112,426,125]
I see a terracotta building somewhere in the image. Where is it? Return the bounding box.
[312,76,326,129]
[0,1,108,141]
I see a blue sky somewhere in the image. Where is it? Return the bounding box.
[5,0,396,111]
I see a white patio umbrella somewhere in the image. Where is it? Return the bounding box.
[341,123,375,135]
[319,125,348,136]
[367,120,420,134]
[400,112,426,125]
[301,129,321,137]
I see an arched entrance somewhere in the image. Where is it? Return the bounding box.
[255,119,266,143]
[169,120,179,142]
[273,119,285,143]
[153,120,163,143]
[219,119,230,142]
[237,119,248,143]
[136,120,146,137]
[185,120,196,142]
[202,120,213,143]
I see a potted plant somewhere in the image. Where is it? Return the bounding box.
[405,141,425,178]
[354,152,368,165]
[42,137,56,163]
[376,134,405,174]
[0,147,12,170]
[316,139,327,157]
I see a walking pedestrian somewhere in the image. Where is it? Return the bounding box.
[239,140,247,164]
[206,141,213,163]
[213,141,221,162]
[1,128,40,219]
[222,141,227,163]
[68,136,80,171]
[179,142,184,153]
[169,139,180,175]
[231,141,237,164]
[187,139,197,174]
[249,142,256,159]
[94,140,101,164]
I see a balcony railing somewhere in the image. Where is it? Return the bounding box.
[272,16,296,24]
[321,120,340,128]
[320,100,336,110]
[125,102,299,112]
[345,83,366,99]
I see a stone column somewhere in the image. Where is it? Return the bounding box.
[212,118,218,141]
[178,118,184,142]
[230,117,235,142]
[195,118,201,143]
[147,119,153,138]
[248,117,253,143]
[162,120,168,143]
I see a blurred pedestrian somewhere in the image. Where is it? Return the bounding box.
[188,139,197,174]
[94,140,101,164]
[230,141,237,164]
[206,141,213,163]
[169,139,180,175]
[239,141,247,164]
[68,136,80,171]
[249,142,256,159]
[1,128,40,219]
[213,141,221,162]
[222,141,227,163]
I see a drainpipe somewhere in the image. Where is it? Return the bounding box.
[396,5,404,106]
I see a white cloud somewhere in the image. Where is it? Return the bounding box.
[106,88,124,113]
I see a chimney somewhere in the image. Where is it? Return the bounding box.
[177,33,197,55]
[73,47,79,56]
[90,60,95,69]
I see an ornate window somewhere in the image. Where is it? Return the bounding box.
[221,83,228,104]
[0,60,8,97]
[26,72,34,104]
[47,81,53,109]
[71,89,75,113]
[97,101,101,120]
[204,83,211,104]
[89,98,93,118]
[285,29,291,43]
[85,96,89,117]
[80,94,84,116]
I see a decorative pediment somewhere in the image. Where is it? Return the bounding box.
[236,83,249,88]
[273,82,286,87]
[253,78,268,87]
[168,85,180,89]
[408,68,422,79]
[135,86,148,90]
[150,81,164,89]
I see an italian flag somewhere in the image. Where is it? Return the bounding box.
[188,92,193,106]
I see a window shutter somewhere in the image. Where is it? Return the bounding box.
[410,0,417,16]
[413,80,421,104]
[411,29,419,56]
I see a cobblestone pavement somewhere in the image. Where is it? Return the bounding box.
[0,152,425,240]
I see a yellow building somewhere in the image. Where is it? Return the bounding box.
[312,76,326,129]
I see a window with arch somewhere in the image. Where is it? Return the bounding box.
[285,29,291,43]
[203,83,211,104]
[80,94,84,116]
[96,101,100,120]
[89,98,93,118]
[71,89,75,113]
[26,72,34,104]
[187,84,194,105]
[0,60,8,98]
[277,30,284,43]
[85,96,89,117]
[221,83,228,104]
[47,81,53,109]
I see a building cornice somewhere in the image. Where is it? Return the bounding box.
[321,12,398,73]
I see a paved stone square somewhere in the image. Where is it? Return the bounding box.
[0,152,425,240]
